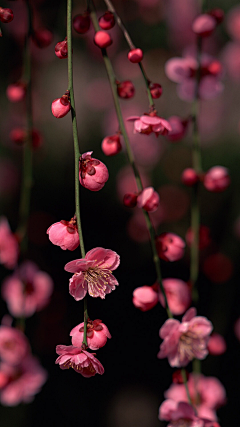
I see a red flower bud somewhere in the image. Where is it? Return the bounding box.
[123,193,138,208]
[73,13,91,34]
[55,38,68,59]
[94,31,112,48]
[0,8,13,23]
[117,80,135,99]
[181,168,199,186]
[149,82,162,99]
[99,11,115,30]
[32,29,53,48]
[128,48,143,63]
[102,135,122,156]
[51,95,71,119]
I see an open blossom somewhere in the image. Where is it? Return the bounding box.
[55,345,104,377]
[127,113,172,137]
[0,217,19,269]
[70,319,111,350]
[47,218,79,250]
[132,285,159,311]
[2,261,53,317]
[79,151,109,191]
[155,232,185,262]
[0,326,30,365]
[65,247,120,300]
[137,187,160,212]
[159,399,220,427]
[159,279,191,316]
[165,374,226,421]
[0,356,47,406]
[158,307,213,367]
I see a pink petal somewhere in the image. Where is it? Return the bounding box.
[160,318,180,339]
[140,115,162,125]
[69,274,88,301]
[64,259,93,273]
[85,247,120,270]
[182,307,197,323]
[126,116,141,121]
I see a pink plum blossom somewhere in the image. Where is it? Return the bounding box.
[2,261,54,317]
[0,217,19,269]
[207,333,226,356]
[137,187,160,212]
[79,151,109,191]
[159,279,191,315]
[132,285,159,311]
[0,326,30,365]
[165,374,226,421]
[47,218,79,250]
[155,232,185,262]
[203,166,230,192]
[70,319,111,350]
[51,95,71,118]
[64,247,120,300]
[55,345,104,377]
[158,307,213,367]
[127,113,172,137]
[165,55,223,101]
[0,356,47,406]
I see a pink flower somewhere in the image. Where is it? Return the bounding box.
[2,261,54,317]
[64,247,120,300]
[165,374,226,421]
[158,307,213,367]
[127,113,172,137]
[0,217,19,269]
[192,14,216,37]
[207,333,226,355]
[0,326,30,365]
[137,187,160,212]
[55,345,104,377]
[155,232,185,262]
[70,319,111,350]
[51,94,71,118]
[6,82,26,103]
[159,279,191,316]
[47,218,79,250]
[132,285,159,311]
[0,356,47,406]
[101,134,122,156]
[79,151,109,191]
[203,166,230,192]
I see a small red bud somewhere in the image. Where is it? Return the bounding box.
[73,13,90,34]
[32,29,53,48]
[181,168,199,186]
[10,128,43,149]
[99,11,115,30]
[117,80,135,99]
[55,39,68,59]
[128,48,143,63]
[51,95,71,118]
[192,14,216,37]
[149,82,162,99]
[123,193,138,208]
[0,8,14,23]
[208,8,224,24]
[6,82,26,103]
[102,135,122,156]
[94,31,112,48]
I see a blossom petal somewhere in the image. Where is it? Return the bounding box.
[69,274,88,301]
[85,247,120,270]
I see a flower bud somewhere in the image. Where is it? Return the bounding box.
[166,116,188,142]
[32,29,53,48]
[117,80,135,99]
[73,13,90,34]
[149,82,162,99]
[192,14,216,37]
[79,151,109,191]
[133,285,158,311]
[55,38,68,59]
[159,278,191,315]
[51,95,71,119]
[207,333,226,355]
[101,134,122,156]
[0,8,13,23]
[203,166,230,192]
[128,48,143,63]
[6,82,26,103]
[156,232,185,262]
[94,30,112,48]
[99,11,115,30]
[186,225,211,250]
[47,219,79,251]
[70,319,111,350]
[137,187,160,212]
[181,168,199,186]
[123,193,138,208]
[10,128,43,149]
[209,8,224,24]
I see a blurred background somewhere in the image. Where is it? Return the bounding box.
[1,0,240,426]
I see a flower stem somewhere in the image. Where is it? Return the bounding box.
[102,0,155,108]
[181,368,195,410]
[88,0,172,319]
[67,0,87,346]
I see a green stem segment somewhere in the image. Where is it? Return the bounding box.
[102,0,154,108]
[67,0,88,346]
[181,368,195,408]
[88,0,172,319]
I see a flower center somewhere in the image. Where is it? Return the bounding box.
[84,267,112,296]
[179,330,202,361]
[79,156,100,179]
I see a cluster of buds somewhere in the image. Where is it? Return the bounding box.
[123,187,160,213]
[181,166,231,192]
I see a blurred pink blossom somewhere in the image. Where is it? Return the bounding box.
[137,187,160,212]
[132,285,159,311]
[0,217,19,269]
[203,166,230,192]
[127,113,171,136]
[55,345,104,377]
[0,326,30,365]
[155,232,185,262]
[226,5,240,41]
[159,279,191,315]
[2,261,53,317]
[158,307,213,367]
[65,247,120,300]
[207,333,226,356]
[192,14,216,37]
[47,219,79,251]
[70,319,111,350]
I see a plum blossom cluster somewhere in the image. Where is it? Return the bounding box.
[0,324,47,406]
[181,166,231,192]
